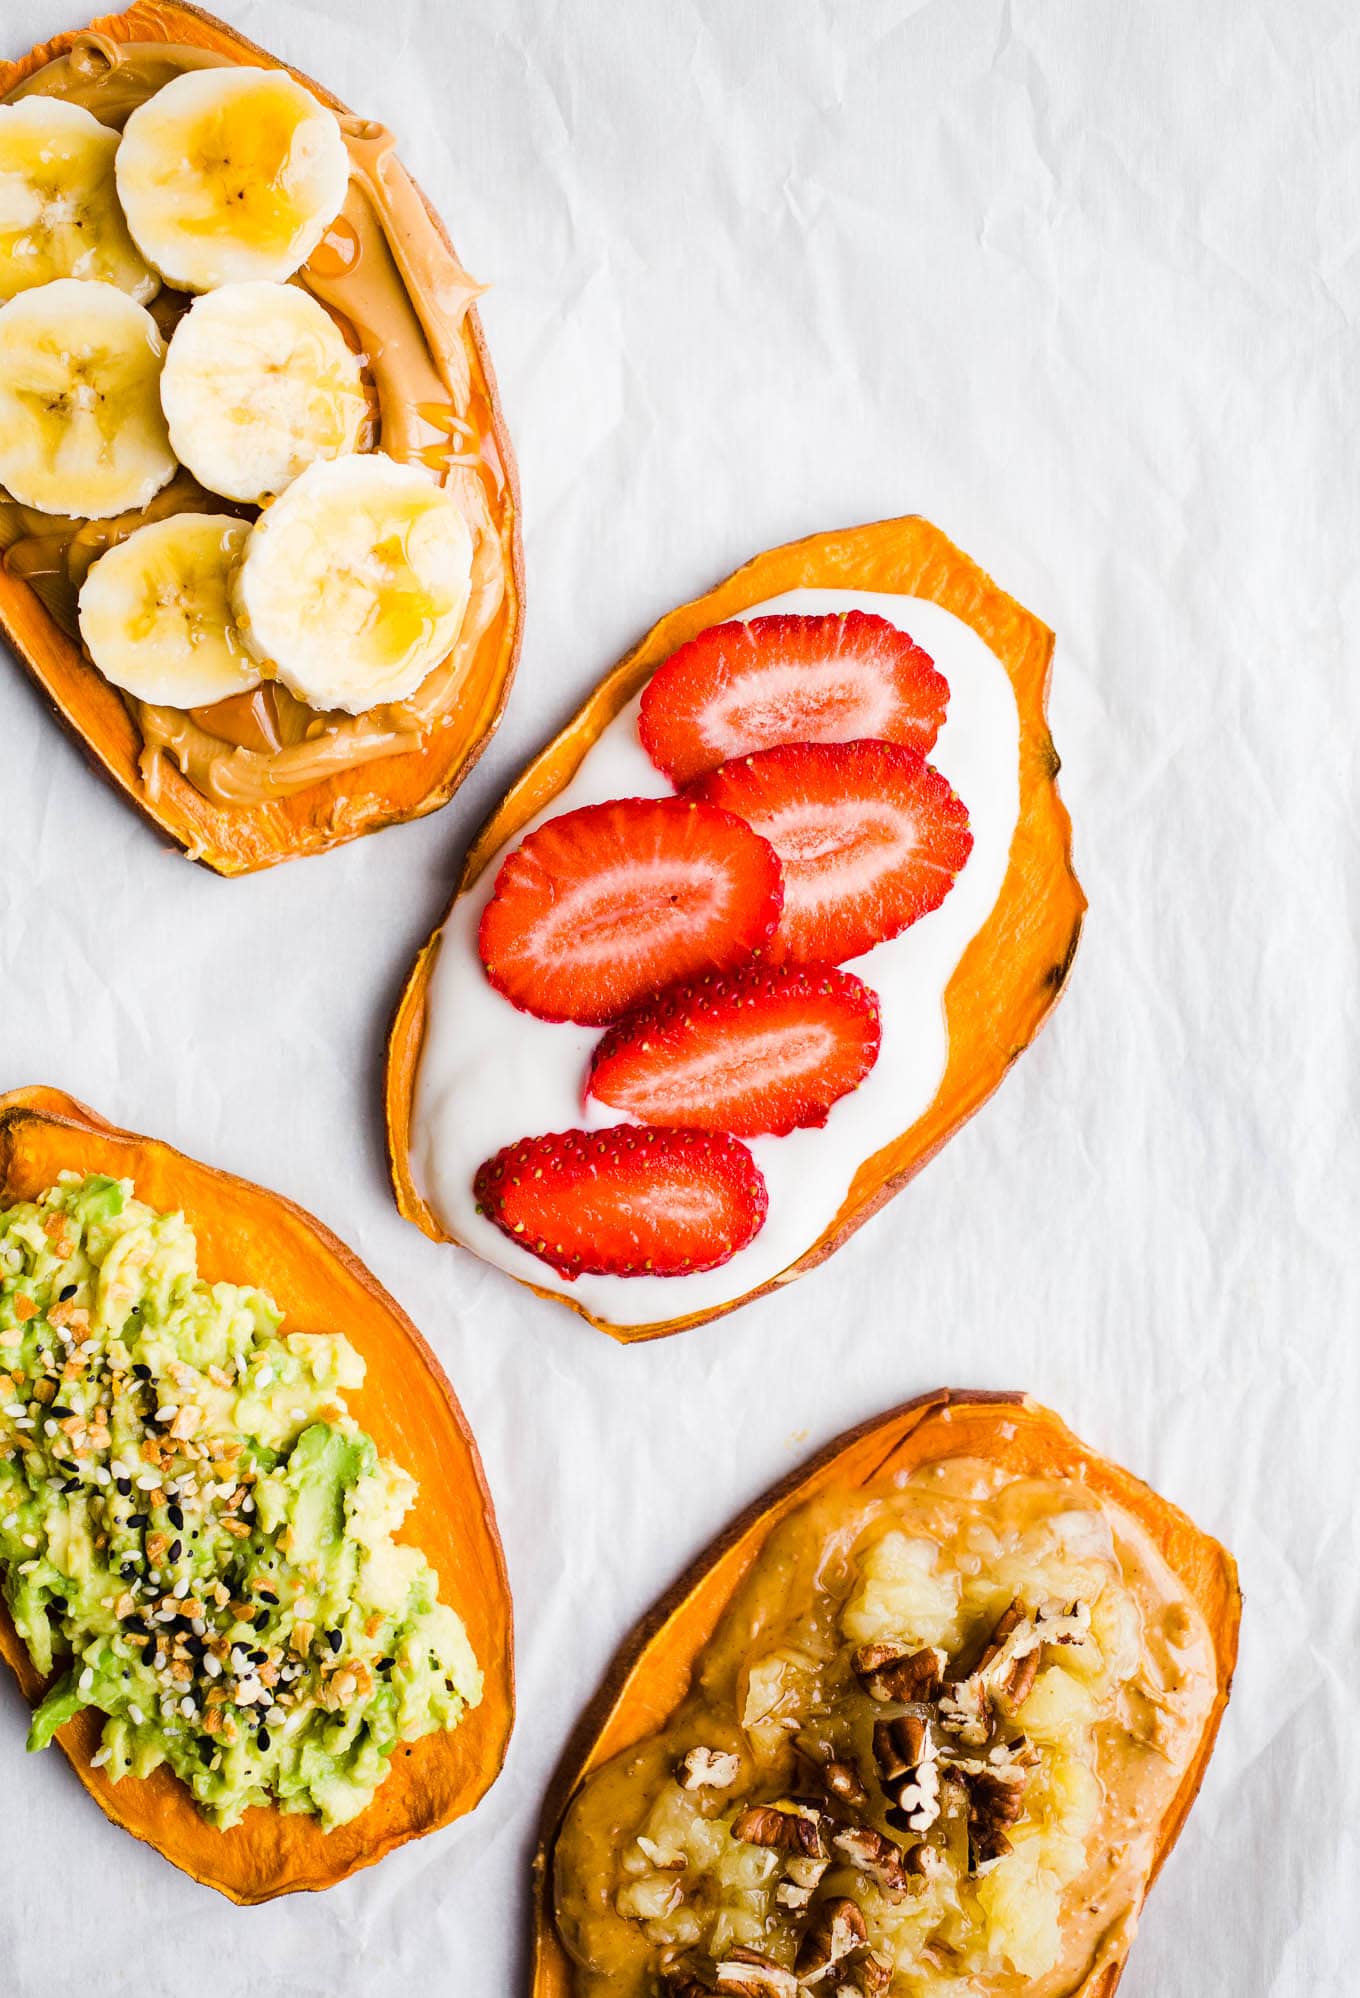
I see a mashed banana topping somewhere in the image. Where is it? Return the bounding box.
[553,1460,1218,1996]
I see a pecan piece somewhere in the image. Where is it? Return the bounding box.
[974,1599,1026,1674]
[822,1758,869,1807]
[964,1767,1027,1871]
[794,1896,867,1981]
[678,1746,742,1791]
[852,1642,942,1704]
[829,1824,909,1897]
[873,1714,941,1834]
[714,1949,798,1997]
[731,1805,823,1859]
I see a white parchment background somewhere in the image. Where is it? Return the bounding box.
[2,1,1357,1993]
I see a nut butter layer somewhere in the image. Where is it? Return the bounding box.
[534,1391,1239,1998]
[0,3,522,876]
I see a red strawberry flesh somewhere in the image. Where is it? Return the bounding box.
[639,611,949,785]
[588,963,883,1136]
[473,1126,768,1278]
[477,796,784,1024]
[688,740,972,966]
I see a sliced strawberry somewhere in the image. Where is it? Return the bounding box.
[473,1125,768,1278]
[478,796,784,1025]
[638,611,949,784]
[688,741,972,966]
[587,963,882,1136]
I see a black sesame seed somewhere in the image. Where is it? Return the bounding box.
[120,1562,138,1581]
[257,1589,278,1605]
[62,1477,81,1494]
[128,1512,149,1529]
[50,1405,75,1419]
[115,1477,132,1497]
[326,1629,342,1653]
[132,1364,151,1381]
[256,1726,270,1752]
[377,1657,394,1675]
[168,1504,184,1530]
[249,1648,267,1665]
[58,1284,77,1302]
[167,1539,182,1563]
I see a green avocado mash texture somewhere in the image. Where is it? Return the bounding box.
[0,1172,482,1831]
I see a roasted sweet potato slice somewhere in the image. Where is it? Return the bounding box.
[386,516,1086,1340]
[531,1388,1240,1996]
[0,2,523,875]
[0,1084,513,1902]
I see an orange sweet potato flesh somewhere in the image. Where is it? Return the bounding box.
[530,1387,1241,1998]
[0,1085,514,1903]
[0,2,524,877]
[386,515,1087,1341]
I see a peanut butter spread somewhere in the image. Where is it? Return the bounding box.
[553,1460,1218,1998]
[2,34,507,804]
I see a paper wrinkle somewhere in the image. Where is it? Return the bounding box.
[1,0,1358,1993]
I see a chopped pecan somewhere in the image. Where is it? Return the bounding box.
[903,1839,945,1879]
[794,1896,866,1980]
[829,1825,909,1897]
[852,1641,943,1704]
[714,1949,798,1997]
[833,1954,891,1998]
[822,1758,868,1807]
[678,1746,742,1791]
[964,1767,1027,1871]
[873,1714,941,1834]
[974,1600,1026,1674]
[1001,1645,1040,1708]
[731,1805,822,1859]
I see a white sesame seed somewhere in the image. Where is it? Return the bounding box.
[78,1667,94,1692]
[42,1420,57,1437]
[155,1405,177,1423]
[18,1560,37,1574]
[173,1577,190,1599]
[21,1534,37,1549]
[203,1654,222,1679]
[2,1514,17,1529]
[255,1367,273,1388]
[13,1419,33,1432]
[179,1696,196,1719]
[135,1473,159,1490]
[93,1466,111,1486]
[2,1403,22,1418]
[78,1341,97,1358]
[90,1745,111,1769]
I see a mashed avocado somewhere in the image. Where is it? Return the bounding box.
[0,1172,482,1831]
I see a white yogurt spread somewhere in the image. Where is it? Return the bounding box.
[410,589,1021,1328]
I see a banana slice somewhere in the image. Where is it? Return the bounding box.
[160,280,368,503]
[115,66,350,293]
[78,512,262,708]
[232,454,474,714]
[0,278,177,518]
[0,97,158,303]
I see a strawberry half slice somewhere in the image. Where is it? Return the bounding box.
[473,1126,768,1278]
[638,611,949,784]
[478,796,784,1025]
[688,741,973,966]
[587,963,882,1136]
